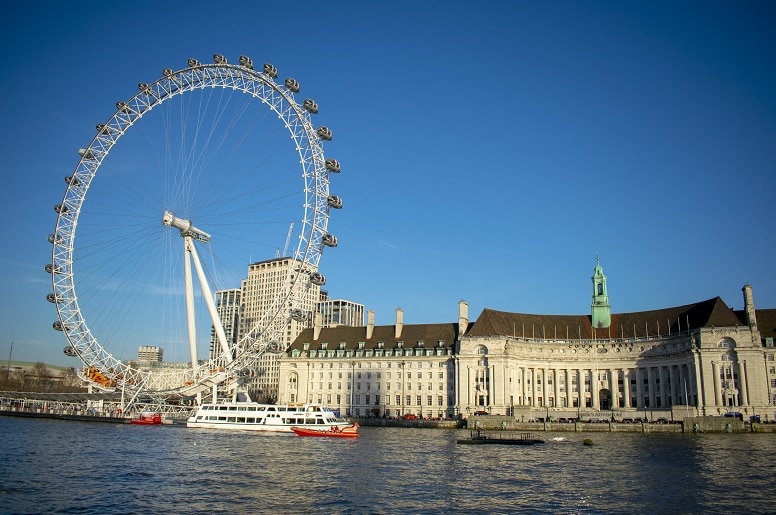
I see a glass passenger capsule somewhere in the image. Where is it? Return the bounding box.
[325,158,341,173]
[284,77,300,93]
[263,63,278,78]
[239,55,253,69]
[327,195,343,209]
[303,98,318,114]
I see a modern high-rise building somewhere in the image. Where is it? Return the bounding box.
[137,346,163,363]
[208,258,365,401]
[239,257,321,401]
[209,288,241,366]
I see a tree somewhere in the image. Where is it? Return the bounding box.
[30,362,51,392]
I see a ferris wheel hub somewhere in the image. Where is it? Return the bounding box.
[162,211,211,242]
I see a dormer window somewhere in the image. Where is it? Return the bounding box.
[358,342,365,350]
[397,341,404,348]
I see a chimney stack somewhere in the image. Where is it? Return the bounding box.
[395,307,404,339]
[366,310,375,340]
[458,300,469,335]
[742,284,758,332]
[313,311,322,341]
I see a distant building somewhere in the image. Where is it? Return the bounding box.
[318,298,365,328]
[237,257,321,401]
[207,258,366,402]
[209,288,241,365]
[138,346,163,363]
[280,307,460,418]
[279,259,776,422]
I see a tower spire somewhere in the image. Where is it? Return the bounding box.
[591,255,611,329]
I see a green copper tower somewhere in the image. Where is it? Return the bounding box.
[591,255,611,329]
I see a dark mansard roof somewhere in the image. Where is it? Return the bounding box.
[289,298,774,351]
[467,296,747,340]
[289,322,471,351]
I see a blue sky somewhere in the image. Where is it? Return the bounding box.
[1,1,774,366]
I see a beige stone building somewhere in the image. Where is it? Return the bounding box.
[279,308,464,418]
[279,261,776,422]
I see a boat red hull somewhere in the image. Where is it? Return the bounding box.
[131,413,163,425]
[291,422,359,438]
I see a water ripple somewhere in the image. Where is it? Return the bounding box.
[2,417,776,513]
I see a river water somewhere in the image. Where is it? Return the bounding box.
[1,416,775,514]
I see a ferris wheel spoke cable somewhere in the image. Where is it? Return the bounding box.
[49,54,341,397]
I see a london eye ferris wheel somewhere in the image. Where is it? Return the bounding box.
[47,54,343,397]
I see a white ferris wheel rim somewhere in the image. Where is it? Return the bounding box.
[49,54,336,395]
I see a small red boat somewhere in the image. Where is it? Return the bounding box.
[291,422,359,438]
[131,412,163,425]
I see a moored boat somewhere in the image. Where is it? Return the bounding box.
[457,430,544,445]
[292,422,359,438]
[131,411,163,425]
[187,395,348,432]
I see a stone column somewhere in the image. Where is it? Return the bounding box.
[591,369,599,410]
[623,368,630,408]
[577,369,584,409]
[711,361,722,407]
[490,364,496,408]
[467,365,473,408]
[565,369,571,408]
[531,368,537,407]
[635,368,644,409]
[692,357,702,409]
[647,367,656,408]
[669,365,678,407]
[610,369,618,409]
[739,360,749,406]
[520,367,526,405]
[658,366,667,408]
[679,364,689,405]
[554,369,560,408]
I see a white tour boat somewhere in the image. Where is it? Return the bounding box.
[186,399,348,432]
